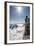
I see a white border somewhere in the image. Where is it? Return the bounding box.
[7,3,32,43]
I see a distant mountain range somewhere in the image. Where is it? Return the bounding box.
[9,24,25,29]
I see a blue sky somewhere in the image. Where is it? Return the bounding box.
[10,6,30,24]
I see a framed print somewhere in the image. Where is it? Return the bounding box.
[5,1,33,44]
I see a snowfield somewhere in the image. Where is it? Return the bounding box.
[9,24,25,40]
